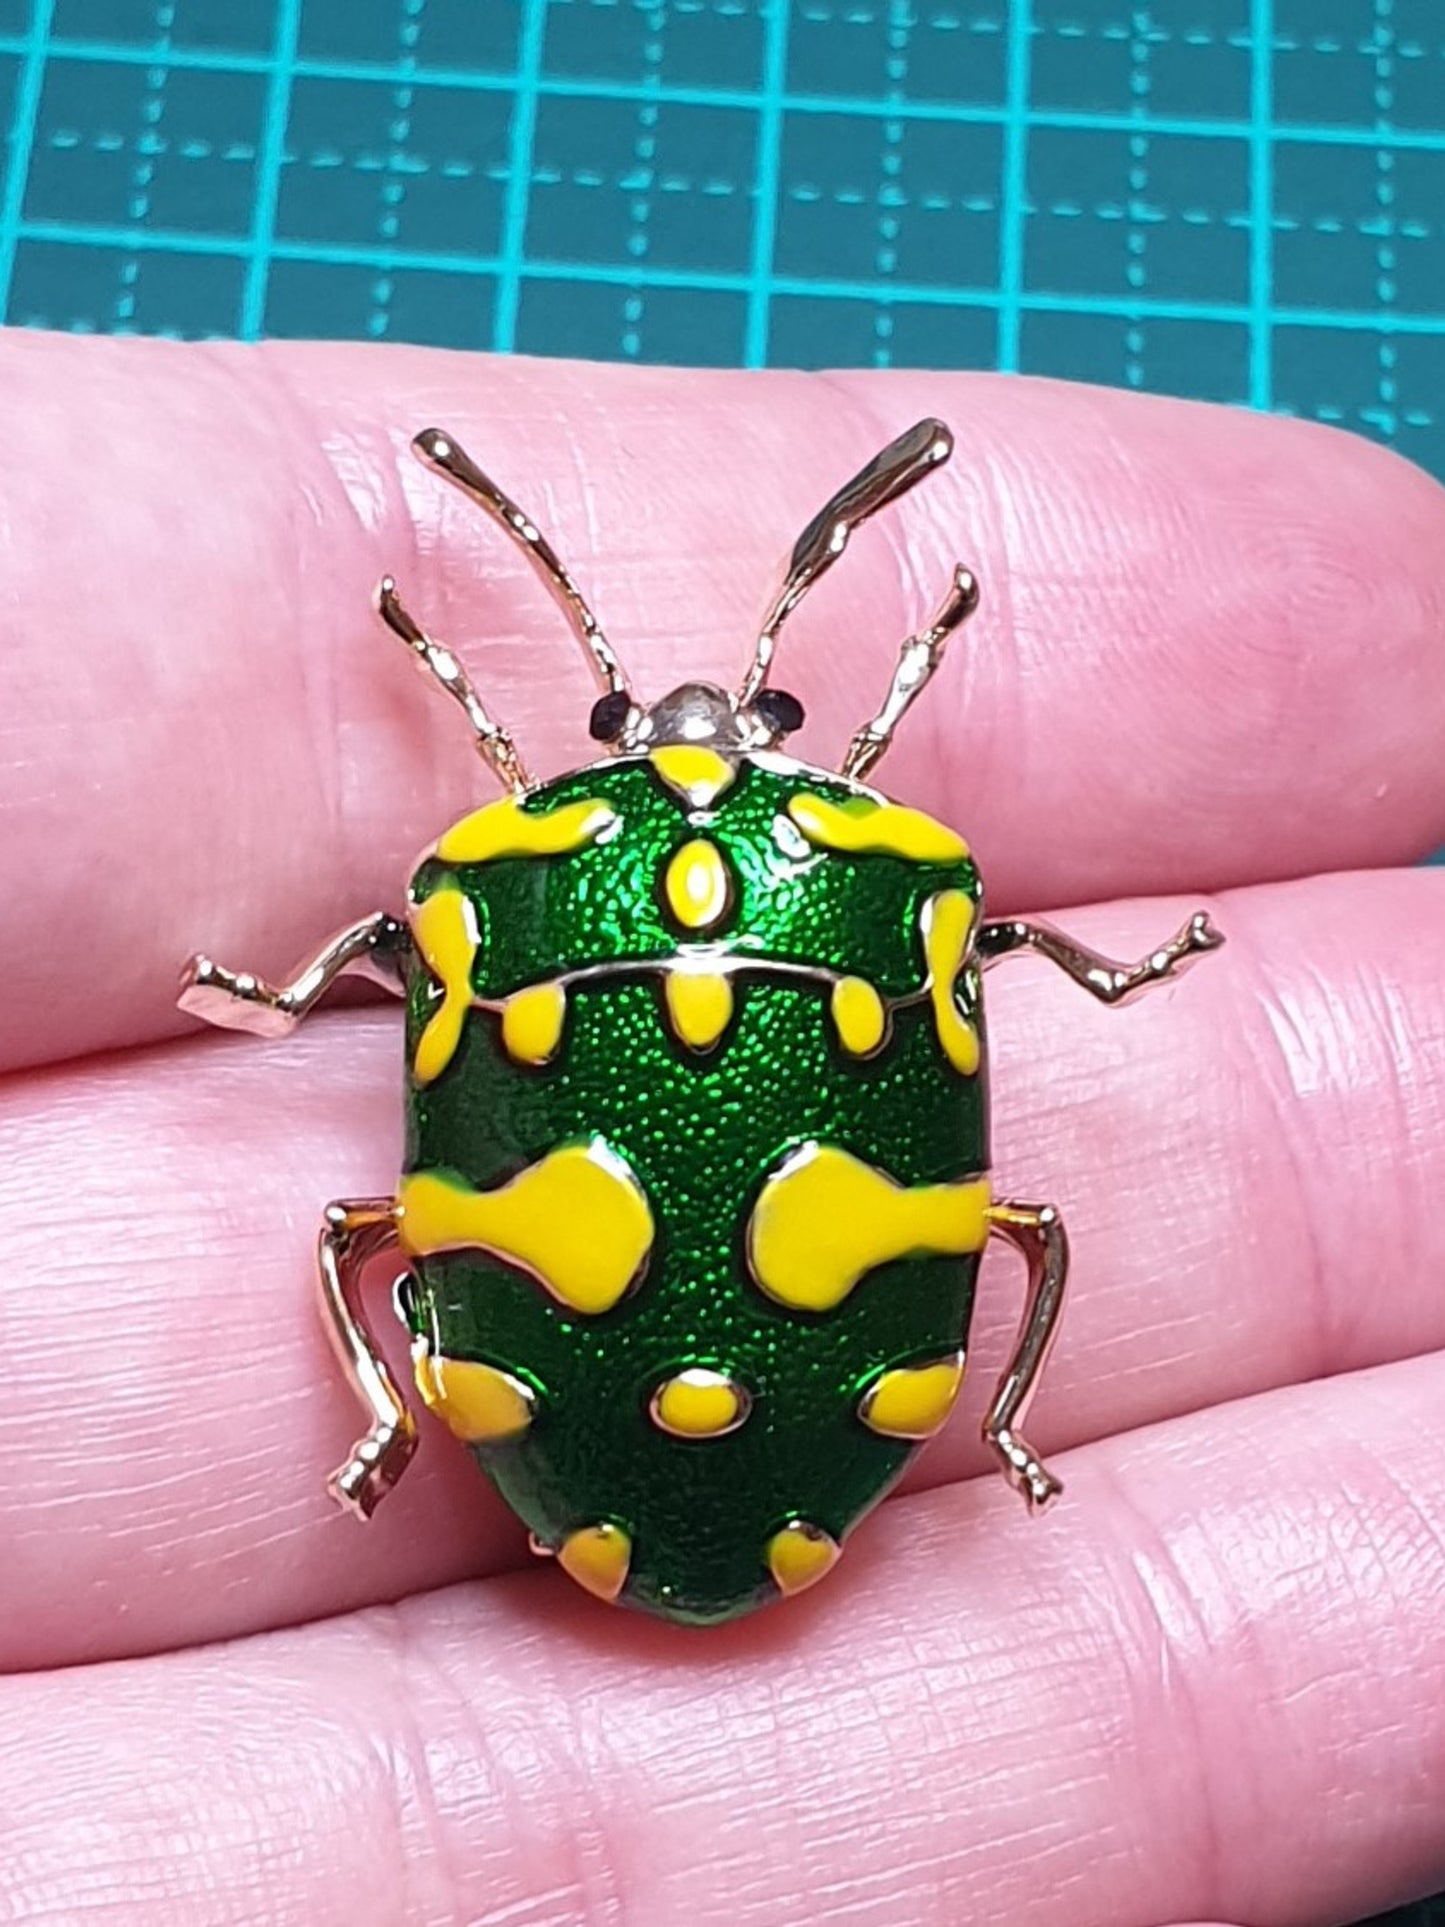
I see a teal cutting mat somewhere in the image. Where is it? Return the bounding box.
[0,1,1441,479]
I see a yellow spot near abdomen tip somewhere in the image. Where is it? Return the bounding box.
[397,1139,654,1316]
[663,970,733,1051]
[410,885,481,1086]
[501,980,567,1064]
[650,1367,751,1438]
[787,792,969,865]
[748,1143,990,1313]
[436,792,616,866]
[559,1521,631,1602]
[413,1348,535,1443]
[922,889,980,1076]
[831,976,887,1056]
[859,1352,966,1440]
[766,1520,840,1597]
[649,745,736,809]
[663,838,733,932]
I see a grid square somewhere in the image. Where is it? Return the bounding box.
[296,0,522,75]
[25,58,266,236]
[1271,320,1411,444]
[265,254,498,345]
[275,74,510,255]
[1273,139,1445,315]
[0,52,20,204]
[767,290,997,367]
[775,113,1001,286]
[1272,0,1382,127]
[0,0,31,31]
[1386,326,1445,479]
[1024,124,1250,303]
[1020,308,1252,402]
[514,274,747,363]
[526,93,756,274]
[1390,0,1445,132]
[8,236,243,334]
[786,3,1007,106]
[544,0,766,93]
[1031,0,1251,120]
[49,0,276,53]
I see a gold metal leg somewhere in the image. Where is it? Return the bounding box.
[983,1202,1069,1512]
[976,910,1222,1005]
[317,1199,417,1521]
[178,912,411,1038]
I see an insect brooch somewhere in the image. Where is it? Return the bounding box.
[180,418,1221,1626]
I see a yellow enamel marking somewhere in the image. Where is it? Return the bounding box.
[859,1352,966,1440]
[501,980,567,1064]
[663,970,733,1051]
[559,1521,631,1602]
[413,1348,534,1443]
[649,745,736,809]
[922,889,981,1076]
[663,838,733,932]
[650,1367,750,1438]
[397,1140,653,1316]
[766,1520,840,1597]
[436,792,615,865]
[410,886,481,1086]
[831,976,887,1056]
[748,1143,990,1313]
[787,791,969,865]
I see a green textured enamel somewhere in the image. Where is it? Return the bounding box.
[403,753,987,1625]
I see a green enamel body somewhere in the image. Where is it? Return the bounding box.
[402,752,987,1625]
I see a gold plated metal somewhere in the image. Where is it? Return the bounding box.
[179,912,411,1038]
[982,1202,1068,1511]
[977,910,1223,1003]
[377,575,530,793]
[739,416,954,703]
[842,566,981,780]
[317,1200,417,1520]
[413,426,633,700]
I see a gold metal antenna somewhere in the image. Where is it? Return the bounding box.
[413,427,631,700]
[377,575,531,793]
[738,417,954,703]
[841,565,980,781]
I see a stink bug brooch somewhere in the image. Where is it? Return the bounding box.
[181,419,1221,1625]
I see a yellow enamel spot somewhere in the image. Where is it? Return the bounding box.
[650,1367,750,1438]
[663,838,733,932]
[831,975,887,1056]
[787,792,969,865]
[559,1521,631,1602]
[397,1139,653,1316]
[922,889,980,1076]
[748,1143,990,1313]
[766,1520,841,1597]
[436,792,615,865]
[663,970,733,1051]
[859,1352,966,1440]
[410,885,481,1086]
[649,745,737,809]
[413,1349,534,1443]
[501,980,567,1065]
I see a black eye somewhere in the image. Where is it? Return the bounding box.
[588,691,632,742]
[755,688,805,736]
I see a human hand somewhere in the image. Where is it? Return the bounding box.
[2,334,1444,1926]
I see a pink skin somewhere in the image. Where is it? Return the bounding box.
[2,332,1444,1924]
